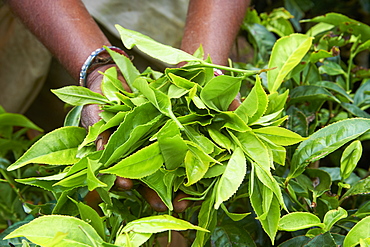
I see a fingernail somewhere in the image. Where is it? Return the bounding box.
[96,138,103,151]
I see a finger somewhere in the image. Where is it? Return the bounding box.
[84,189,103,215]
[228,92,241,111]
[137,185,168,212]
[113,176,134,191]
[95,129,113,151]
[173,191,193,213]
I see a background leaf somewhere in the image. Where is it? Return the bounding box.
[7,127,86,171]
[289,118,370,179]
[343,216,370,247]
[278,212,324,231]
[122,215,208,233]
[267,34,313,92]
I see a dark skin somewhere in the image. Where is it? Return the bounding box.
[5,0,250,212]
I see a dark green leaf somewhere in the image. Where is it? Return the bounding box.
[341,176,370,200]
[289,118,370,179]
[289,85,340,105]
[210,224,256,247]
[308,13,370,41]
[278,235,310,247]
[312,81,353,103]
[0,113,43,132]
[304,232,337,247]
[341,102,370,118]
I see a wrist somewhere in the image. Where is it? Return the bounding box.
[79,46,127,87]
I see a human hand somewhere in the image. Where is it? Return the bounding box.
[82,63,192,213]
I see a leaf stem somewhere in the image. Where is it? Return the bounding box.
[199,61,274,76]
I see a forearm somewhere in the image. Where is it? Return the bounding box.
[181,0,250,66]
[5,0,111,81]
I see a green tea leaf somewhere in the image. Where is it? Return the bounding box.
[101,142,163,179]
[116,25,200,65]
[69,198,106,240]
[233,131,270,172]
[215,148,246,209]
[54,169,87,188]
[4,215,104,247]
[140,169,174,211]
[289,118,370,179]
[100,102,161,166]
[200,75,242,111]
[203,164,227,178]
[86,158,107,191]
[168,73,197,90]
[157,120,188,170]
[52,86,110,106]
[340,140,362,180]
[122,215,208,233]
[250,176,280,244]
[343,216,370,247]
[236,76,267,124]
[184,146,211,186]
[253,126,305,146]
[268,34,313,92]
[318,60,346,76]
[207,127,232,150]
[278,212,324,231]
[192,189,217,247]
[105,46,140,90]
[64,105,83,127]
[323,207,347,232]
[133,77,182,129]
[7,127,86,171]
[101,67,121,103]
[115,232,152,247]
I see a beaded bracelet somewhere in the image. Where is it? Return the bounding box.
[79,46,127,87]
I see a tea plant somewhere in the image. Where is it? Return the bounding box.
[2,8,370,247]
